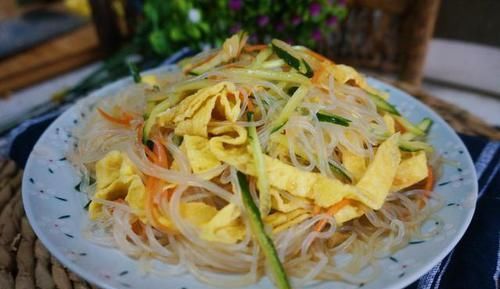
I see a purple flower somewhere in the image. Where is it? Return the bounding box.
[291,15,302,26]
[229,0,243,10]
[258,15,269,27]
[326,16,338,26]
[309,2,321,17]
[338,0,347,5]
[311,29,322,41]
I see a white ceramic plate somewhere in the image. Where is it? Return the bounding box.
[22,66,478,289]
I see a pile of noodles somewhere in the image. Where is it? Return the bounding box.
[69,38,442,288]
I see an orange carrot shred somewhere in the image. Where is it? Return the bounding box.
[311,64,326,85]
[305,49,334,64]
[145,175,175,234]
[314,199,351,232]
[97,107,132,127]
[144,148,159,163]
[424,165,434,198]
[244,44,268,52]
[152,136,169,168]
[247,99,255,112]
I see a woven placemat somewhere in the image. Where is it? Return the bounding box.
[0,85,498,289]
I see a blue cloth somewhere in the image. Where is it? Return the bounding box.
[407,135,500,289]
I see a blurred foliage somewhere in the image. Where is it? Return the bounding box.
[140,0,348,56]
[59,0,348,102]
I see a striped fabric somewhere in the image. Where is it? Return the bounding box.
[407,134,500,289]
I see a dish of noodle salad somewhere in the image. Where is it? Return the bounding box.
[22,33,478,289]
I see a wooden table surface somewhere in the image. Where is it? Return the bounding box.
[0,24,102,97]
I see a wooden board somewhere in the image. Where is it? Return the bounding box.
[0,24,102,97]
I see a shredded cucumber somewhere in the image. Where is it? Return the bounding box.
[143,94,181,143]
[316,112,351,127]
[402,117,433,140]
[368,93,400,116]
[237,172,291,289]
[399,139,434,152]
[247,112,271,216]
[270,85,309,132]
[328,161,353,183]
[226,68,310,85]
[272,39,313,77]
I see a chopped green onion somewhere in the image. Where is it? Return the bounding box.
[237,172,291,289]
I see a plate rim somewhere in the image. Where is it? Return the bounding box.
[22,67,479,289]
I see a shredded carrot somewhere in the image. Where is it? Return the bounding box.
[312,205,321,215]
[244,44,268,52]
[144,148,159,163]
[424,165,434,198]
[314,199,351,232]
[145,175,176,234]
[131,220,145,236]
[184,53,218,74]
[97,107,133,127]
[311,64,326,85]
[247,99,255,112]
[305,49,334,64]
[122,111,136,120]
[152,136,169,168]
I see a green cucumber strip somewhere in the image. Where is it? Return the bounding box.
[417,117,433,133]
[301,58,314,78]
[191,32,248,75]
[127,62,141,83]
[402,117,433,140]
[396,116,425,136]
[190,54,223,75]
[251,47,273,68]
[247,112,271,216]
[226,68,310,84]
[143,94,182,143]
[272,39,313,78]
[328,161,353,183]
[270,85,309,133]
[172,135,183,146]
[399,139,433,152]
[237,172,291,289]
[316,112,351,127]
[367,93,400,116]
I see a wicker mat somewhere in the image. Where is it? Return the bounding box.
[0,85,498,289]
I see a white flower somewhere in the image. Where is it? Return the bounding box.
[188,8,201,23]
